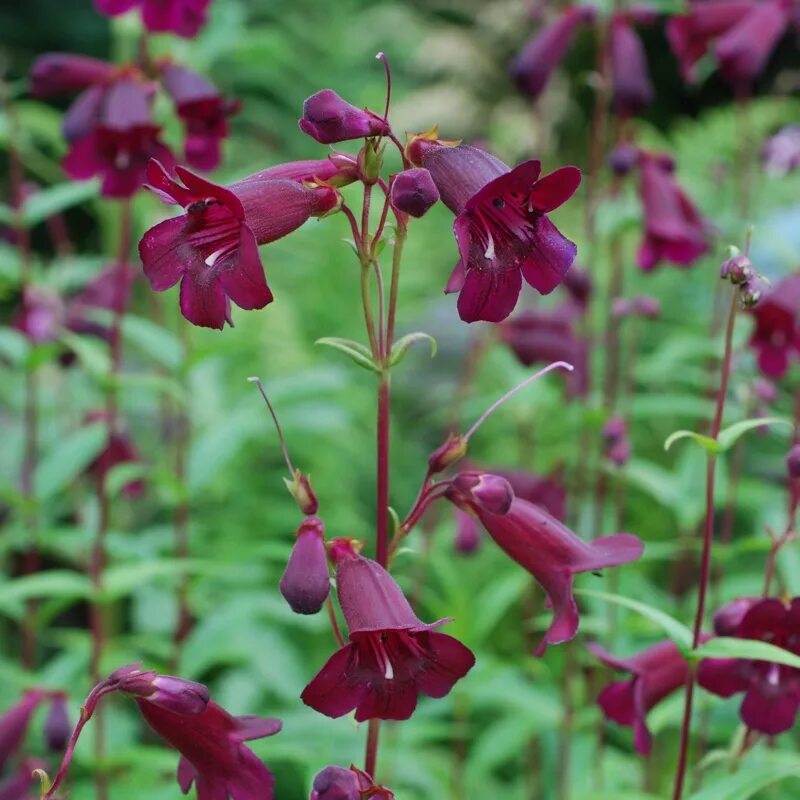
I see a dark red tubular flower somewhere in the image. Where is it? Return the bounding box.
[63,75,173,199]
[0,759,45,800]
[699,597,800,735]
[85,412,144,497]
[714,0,789,85]
[447,475,643,655]
[589,639,699,755]
[510,5,595,99]
[636,152,709,271]
[712,597,760,635]
[139,160,339,329]
[30,53,115,96]
[94,0,212,38]
[498,306,589,398]
[390,168,440,218]
[666,0,755,82]
[609,15,654,118]
[562,264,593,308]
[301,539,475,721]
[412,142,581,323]
[43,695,71,753]
[747,273,800,378]
[299,89,391,144]
[160,63,241,171]
[280,516,330,615]
[66,263,136,341]
[0,690,45,770]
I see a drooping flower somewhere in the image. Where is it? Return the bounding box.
[666,0,788,86]
[447,474,644,654]
[30,53,115,97]
[85,411,144,498]
[62,74,174,198]
[609,14,654,117]
[299,89,391,144]
[636,151,710,271]
[301,539,475,721]
[139,160,339,329]
[160,62,241,171]
[410,141,581,323]
[310,765,395,800]
[603,416,631,467]
[43,695,70,753]
[45,665,281,800]
[66,262,137,340]
[510,5,596,99]
[12,288,65,345]
[498,305,589,397]
[0,759,44,800]
[589,638,702,755]
[699,597,800,735]
[0,691,45,771]
[747,273,800,378]
[94,0,213,38]
[280,516,330,615]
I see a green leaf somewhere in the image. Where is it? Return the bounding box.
[692,636,800,669]
[105,462,149,498]
[664,429,720,454]
[687,760,800,800]
[22,181,99,227]
[0,327,30,364]
[122,315,184,370]
[716,417,792,451]
[0,570,92,613]
[100,559,211,601]
[316,337,380,373]
[34,422,107,501]
[576,588,693,650]
[59,331,110,377]
[388,331,437,367]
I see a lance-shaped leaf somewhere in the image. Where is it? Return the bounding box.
[388,331,437,367]
[316,337,380,373]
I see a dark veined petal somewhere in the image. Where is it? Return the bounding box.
[697,658,750,698]
[527,166,582,212]
[740,684,800,735]
[354,680,418,723]
[456,263,523,323]
[217,226,272,311]
[301,644,365,719]
[414,632,476,698]
[139,216,188,291]
[179,270,229,330]
[520,215,577,295]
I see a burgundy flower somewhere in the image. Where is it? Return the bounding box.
[299,90,391,144]
[94,0,212,38]
[712,597,760,635]
[510,5,596,98]
[43,694,70,753]
[0,759,44,800]
[66,262,136,341]
[0,691,45,770]
[589,638,698,755]
[30,53,114,97]
[636,152,710,271]
[603,416,631,467]
[762,125,800,177]
[280,516,330,615]
[699,597,800,735]
[390,168,440,218]
[498,305,589,397]
[788,445,800,479]
[562,264,593,308]
[160,63,241,171]
[447,475,643,654]
[63,75,173,198]
[46,665,281,800]
[301,539,475,721]
[666,1,756,82]
[139,160,339,329]
[454,507,482,554]
[609,15,653,117]
[310,765,394,800]
[413,142,581,323]
[747,273,800,378]
[12,288,65,344]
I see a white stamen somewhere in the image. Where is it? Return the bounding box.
[205,248,226,267]
[484,232,496,260]
[384,658,394,681]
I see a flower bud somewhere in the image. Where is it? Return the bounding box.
[428,434,468,473]
[310,765,360,800]
[326,537,362,565]
[283,469,319,515]
[109,665,209,715]
[452,472,514,515]
[603,417,627,444]
[607,143,640,176]
[720,254,753,284]
[390,168,439,218]
[607,438,631,467]
[454,508,482,555]
[44,694,70,752]
[357,139,384,185]
[787,445,800,479]
[279,516,330,615]
[739,276,766,309]
[299,89,390,144]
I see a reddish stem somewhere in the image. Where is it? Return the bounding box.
[672,288,739,800]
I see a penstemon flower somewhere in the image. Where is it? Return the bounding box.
[93,0,213,38]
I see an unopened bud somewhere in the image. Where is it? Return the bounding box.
[390,168,439,218]
[284,469,319,515]
[358,139,384,185]
[739,276,765,308]
[452,472,514,515]
[279,516,330,615]
[720,254,753,284]
[607,143,640,176]
[299,89,390,145]
[44,695,70,752]
[428,434,468,473]
[603,417,627,444]
[310,765,360,800]
[787,444,800,479]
